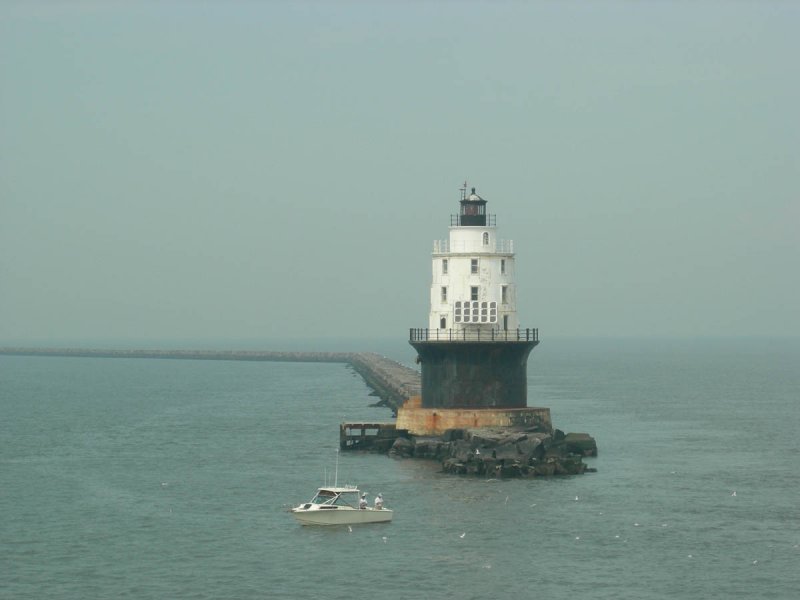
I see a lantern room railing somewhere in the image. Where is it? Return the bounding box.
[409,328,539,343]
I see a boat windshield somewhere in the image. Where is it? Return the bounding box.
[311,490,358,508]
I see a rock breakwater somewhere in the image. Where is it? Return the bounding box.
[388,427,597,478]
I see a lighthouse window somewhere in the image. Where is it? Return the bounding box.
[482,232,489,246]
[502,285,508,304]
[454,300,497,323]
[463,302,471,322]
[501,259,506,275]
[471,286,479,301]
[471,259,478,274]
[441,287,448,302]
[440,317,446,329]
[442,259,448,275]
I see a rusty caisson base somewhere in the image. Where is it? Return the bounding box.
[395,396,551,436]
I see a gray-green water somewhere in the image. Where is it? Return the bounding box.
[2,338,798,599]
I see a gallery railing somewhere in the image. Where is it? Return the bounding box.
[409,328,538,343]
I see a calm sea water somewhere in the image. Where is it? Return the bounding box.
[1,338,798,600]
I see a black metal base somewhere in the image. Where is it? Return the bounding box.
[409,340,538,409]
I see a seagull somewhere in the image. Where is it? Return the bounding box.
[688,554,693,559]
[634,523,640,527]
[475,448,480,455]
[382,536,388,543]
[752,560,758,565]
[348,526,352,533]
[459,532,466,538]
[731,491,737,497]
[161,482,168,487]
[575,536,580,540]
[574,496,579,501]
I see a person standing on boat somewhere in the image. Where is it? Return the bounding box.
[359,493,368,509]
[374,494,384,510]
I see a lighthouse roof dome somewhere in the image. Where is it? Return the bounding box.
[466,187,484,202]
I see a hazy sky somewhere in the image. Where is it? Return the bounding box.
[1,1,798,345]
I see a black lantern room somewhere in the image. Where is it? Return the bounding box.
[458,187,487,226]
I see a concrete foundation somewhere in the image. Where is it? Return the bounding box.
[395,396,551,436]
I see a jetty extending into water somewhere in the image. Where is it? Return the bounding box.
[0,346,420,413]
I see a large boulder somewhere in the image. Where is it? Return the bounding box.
[388,436,413,458]
[515,434,549,459]
[553,454,587,475]
[531,459,557,477]
[447,440,474,462]
[442,458,467,475]
[413,437,446,460]
[562,433,598,457]
[465,428,508,447]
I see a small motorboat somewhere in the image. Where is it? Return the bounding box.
[291,486,393,526]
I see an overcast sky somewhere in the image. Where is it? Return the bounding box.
[1,1,798,346]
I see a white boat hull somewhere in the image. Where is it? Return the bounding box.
[291,506,393,526]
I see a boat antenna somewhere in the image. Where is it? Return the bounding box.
[334,449,340,487]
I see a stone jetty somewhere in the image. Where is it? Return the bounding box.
[0,346,353,363]
[0,346,418,413]
[347,353,420,413]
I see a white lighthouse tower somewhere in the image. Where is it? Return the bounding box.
[404,183,542,427]
[428,184,520,334]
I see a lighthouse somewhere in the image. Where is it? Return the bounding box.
[397,184,549,435]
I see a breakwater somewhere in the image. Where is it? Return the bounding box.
[0,347,420,413]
